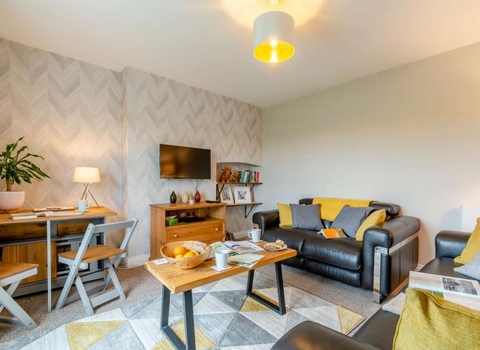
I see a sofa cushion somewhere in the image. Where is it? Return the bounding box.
[355,209,387,241]
[331,206,374,238]
[277,203,293,227]
[303,234,362,271]
[454,217,480,264]
[312,197,373,221]
[290,204,324,230]
[393,288,480,350]
[454,251,480,280]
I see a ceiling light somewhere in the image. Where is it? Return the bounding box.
[253,10,295,63]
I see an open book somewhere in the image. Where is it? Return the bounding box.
[318,228,346,239]
[408,271,480,310]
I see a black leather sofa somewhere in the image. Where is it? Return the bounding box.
[253,198,420,302]
[272,230,476,350]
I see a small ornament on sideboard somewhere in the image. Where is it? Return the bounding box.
[181,191,190,204]
[194,190,201,203]
[169,191,177,204]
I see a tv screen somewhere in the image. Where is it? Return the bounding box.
[159,144,211,179]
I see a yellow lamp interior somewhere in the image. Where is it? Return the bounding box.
[254,40,295,63]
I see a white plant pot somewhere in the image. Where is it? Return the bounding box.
[0,191,26,210]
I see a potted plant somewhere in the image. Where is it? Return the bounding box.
[0,136,50,210]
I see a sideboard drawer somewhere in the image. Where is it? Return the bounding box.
[0,223,47,242]
[166,222,224,244]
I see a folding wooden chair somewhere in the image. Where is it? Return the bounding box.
[55,218,138,316]
[0,262,38,329]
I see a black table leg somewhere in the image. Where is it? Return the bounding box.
[246,261,287,315]
[183,290,196,349]
[160,285,196,350]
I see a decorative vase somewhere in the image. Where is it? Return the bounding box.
[194,190,201,203]
[169,191,177,204]
[181,191,190,204]
[0,191,25,211]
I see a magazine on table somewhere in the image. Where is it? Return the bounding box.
[209,240,265,259]
[227,253,265,268]
[408,271,480,310]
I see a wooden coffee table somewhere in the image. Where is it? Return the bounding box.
[145,243,296,350]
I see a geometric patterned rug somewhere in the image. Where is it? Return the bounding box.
[18,273,364,349]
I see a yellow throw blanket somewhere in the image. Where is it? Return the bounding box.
[312,197,374,221]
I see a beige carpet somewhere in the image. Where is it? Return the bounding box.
[0,264,381,349]
[8,273,365,349]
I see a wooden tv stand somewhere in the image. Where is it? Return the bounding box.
[149,202,226,260]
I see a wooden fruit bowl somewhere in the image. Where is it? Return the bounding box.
[161,241,211,269]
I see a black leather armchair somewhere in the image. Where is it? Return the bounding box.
[272,230,475,350]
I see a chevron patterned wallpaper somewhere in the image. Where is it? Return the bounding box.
[0,39,262,264]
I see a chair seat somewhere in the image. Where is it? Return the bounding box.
[0,262,38,281]
[0,262,39,329]
[59,245,125,264]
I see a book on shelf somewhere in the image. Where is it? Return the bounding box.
[408,271,480,310]
[234,169,260,183]
[318,228,346,239]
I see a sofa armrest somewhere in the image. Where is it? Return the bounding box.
[362,216,420,301]
[271,321,380,350]
[252,210,280,233]
[435,230,470,258]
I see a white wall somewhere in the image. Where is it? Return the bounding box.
[260,42,480,265]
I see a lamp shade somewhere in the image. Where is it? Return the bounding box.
[253,11,295,63]
[73,167,101,183]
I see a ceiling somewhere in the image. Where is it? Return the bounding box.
[1,0,480,108]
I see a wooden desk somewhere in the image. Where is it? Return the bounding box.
[145,244,296,350]
[0,206,116,311]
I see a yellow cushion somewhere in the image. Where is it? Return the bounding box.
[393,288,480,350]
[454,217,480,264]
[312,197,373,221]
[277,203,293,227]
[355,209,386,241]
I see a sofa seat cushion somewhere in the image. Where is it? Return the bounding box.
[303,234,363,271]
[262,226,317,256]
[421,257,480,282]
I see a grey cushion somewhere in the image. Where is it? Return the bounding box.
[454,252,480,279]
[331,205,374,238]
[290,204,324,230]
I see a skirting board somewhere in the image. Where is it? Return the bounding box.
[123,254,150,268]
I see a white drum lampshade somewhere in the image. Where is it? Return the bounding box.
[253,11,295,63]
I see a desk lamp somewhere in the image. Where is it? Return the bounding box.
[73,167,101,207]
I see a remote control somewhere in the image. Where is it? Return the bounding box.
[206,200,221,203]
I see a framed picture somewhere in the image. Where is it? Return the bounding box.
[233,186,251,204]
[219,185,234,204]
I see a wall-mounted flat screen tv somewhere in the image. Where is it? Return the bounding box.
[159,144,211,179]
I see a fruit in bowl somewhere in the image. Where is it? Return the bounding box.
[161,241,211,269]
